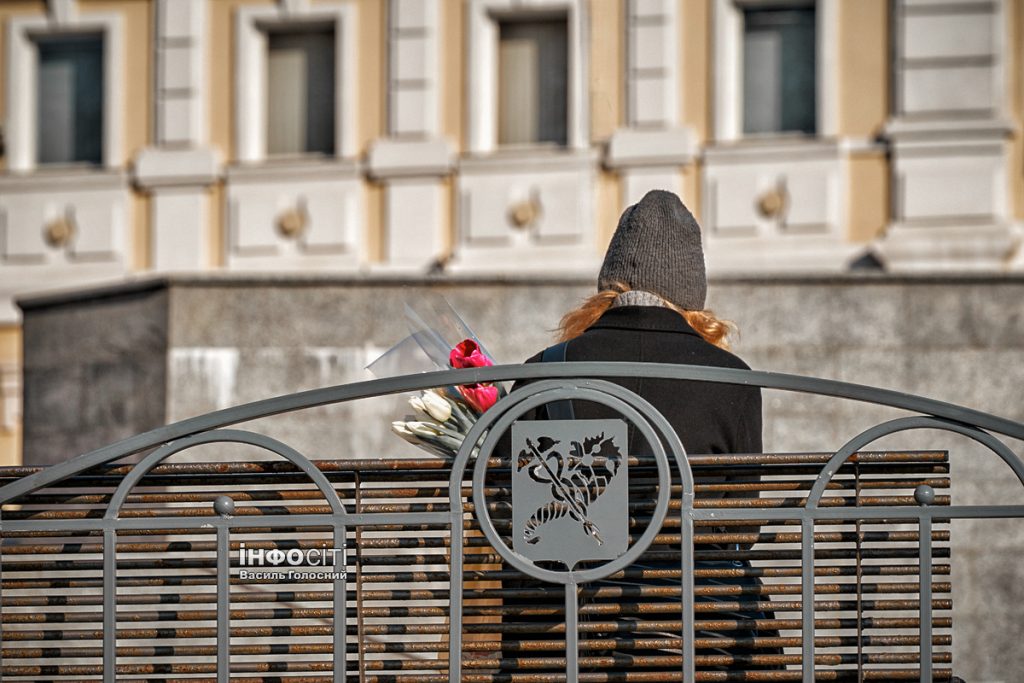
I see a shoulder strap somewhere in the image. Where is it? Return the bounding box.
[540,342,575,421]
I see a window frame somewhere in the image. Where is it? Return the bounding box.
[713,0,837,143]
[5,12,124,172]
[234,3,356,163]
[466,0,588,155]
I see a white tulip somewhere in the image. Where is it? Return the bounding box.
[391,421,421,444]
[406,421,441,438]
[421,390,453,423]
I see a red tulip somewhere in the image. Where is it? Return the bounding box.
[449,339,497,412]
[457,383,499,413]
[449,339,493,369]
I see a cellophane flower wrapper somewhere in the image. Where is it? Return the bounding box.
[366,294,503,458]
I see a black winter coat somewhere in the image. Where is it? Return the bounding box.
[520,305,762,457]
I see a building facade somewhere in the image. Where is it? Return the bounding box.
[1,0,1023,465]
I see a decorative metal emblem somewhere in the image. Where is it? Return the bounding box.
[511,419,629,567]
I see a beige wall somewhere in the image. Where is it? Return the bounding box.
[208,182,226,268]
[847,152,889,243]
[0,326,22,467]
[681,0,711,143]
[590,0,623,143]
[441,0,464,150]
[837,0,889,137]
[836,0,889,244]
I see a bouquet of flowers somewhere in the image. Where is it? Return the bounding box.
[367,296,502,458]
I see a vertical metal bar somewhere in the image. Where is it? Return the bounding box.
[103,528,116,683]
[681,512,695,683]
[565,580,579,683]
[1,510,5,683]
[919,514,933,683]
[449,507,463,682]
[334,524,347,683]
[801,518,815,683]
[355,474,366,683]
[217,525,230,683]
[855,460,865,683]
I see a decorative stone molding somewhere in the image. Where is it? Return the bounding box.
[224,161,364,271]
[367,139,454,180]
[702,139,859,272]
[134,148,220,189]
[46,0,77,24]
[0,362,20,433]
[388,0,441,138]
[879,0,1014,270]
[0,170,130,267]
[156,0,207,146]
[234,3,358,162]
[452,150,600,272]
[605,128,696,168]
[626,0,679,128]
[712,0,838,142]
[5,11,124,171]
[465,0,589,154]
[0,171,131,322]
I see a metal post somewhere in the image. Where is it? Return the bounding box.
[1,509,5,683]
[801,519,815,683]
[681,512,695,683]
[102,528,116,683]
[334,524,347,683]
[566,580,579,683]
[449,515,463,682]
[217,525,230,683]
[919,515,933,682]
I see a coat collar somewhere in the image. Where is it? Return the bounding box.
[588,305,702,337]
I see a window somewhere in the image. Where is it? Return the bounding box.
[36,34,104,165]
[265,28,335,156]
[742,6,816,135]
[497,17,568,147]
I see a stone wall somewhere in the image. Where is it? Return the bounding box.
[18,273,1024,682]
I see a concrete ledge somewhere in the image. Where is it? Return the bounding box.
[133,147,221,188]
[366,138,455,179]
[604,127,697,168]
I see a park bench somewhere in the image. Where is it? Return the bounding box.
[0,449,952,681]
[1,362,1019,682]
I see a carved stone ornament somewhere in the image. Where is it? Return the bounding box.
[276,204,307,239]
[756,184,788,219]
[508,197,541,230]
[511,419,630,568]
[43,214,75,248]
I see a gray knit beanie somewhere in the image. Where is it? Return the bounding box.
[597,190,707,310]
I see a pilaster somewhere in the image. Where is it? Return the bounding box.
[372,0,452,271]
[878,0,1018,270]
[135,0,220,272]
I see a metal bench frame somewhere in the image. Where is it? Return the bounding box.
[0,362,1021,682]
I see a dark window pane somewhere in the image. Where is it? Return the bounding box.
[498,17,568,146]
[37,35,104,165]
[742,6,816,135]
[267,28,335,156]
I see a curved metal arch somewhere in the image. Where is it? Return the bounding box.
[446,378,696,683]
[103,429,349,521]
[446,378,695,514]
[5,361,1024,504]
[806,416,1024,509]
[465,384,672,585]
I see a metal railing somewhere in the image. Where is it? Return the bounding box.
[0,362,1021,682]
